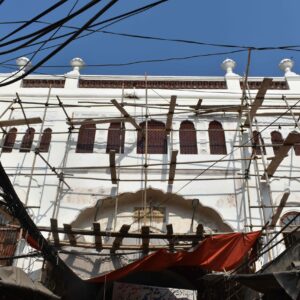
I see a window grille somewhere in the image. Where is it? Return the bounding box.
[137,120,167,154]
[208,121,227,154]
[133,207,165,226]
[179,121,198,154]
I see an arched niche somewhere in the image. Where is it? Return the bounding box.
[70,188,232,234]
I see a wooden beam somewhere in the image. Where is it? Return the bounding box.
[50,218,59,246]
[168,150,178,184]
[141,226,150,255]
[109,150,117,184]
[262,131,300,180]
[166,224,174,252]
[93,222,102,251]
[111,99,141,130]
[0,117,42,127]
[67,118,128,126]
[110,224,131,253]
[192,224,204,247]
[244,78,273,127]
[166,95,177,134]
[270,191,290,227]
[190,99,202,113]
[63,224,76,246]
[38,225,227,240]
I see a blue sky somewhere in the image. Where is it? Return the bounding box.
[0,0,300,77]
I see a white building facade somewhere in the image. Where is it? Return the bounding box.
[0,57,299,279]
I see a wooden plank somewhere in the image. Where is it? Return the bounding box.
[262,131,300,180]
[270,191,290,227]
[0,117,42,127]
[66,117,127,126]
[63,224,76,246]
[168,150,178,184]
[93,222,102,251]
[244,78,273,127]
[166,95,177,134]
[141,226,150,255]
[50,218,59,246]
[192,224,204,247]
[166,224,175,252]
[109,150,117,184]
[110,224,131,253]
[111,99,141,130]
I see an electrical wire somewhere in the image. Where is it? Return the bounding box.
[0,0,121,87]
[0,0,68,43]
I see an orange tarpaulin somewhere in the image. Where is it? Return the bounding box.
[87,231,261,283]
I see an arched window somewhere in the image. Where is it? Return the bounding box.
[76,122,96,153]
[252,130,266,155]
[2,127,17,153]
[179,121,197,154]
[137,120,167,154]
[106,122,125,154]
[271,131,283,155]
[39,128,52,153]
[293,133,300,156]
[208,121,227,154]
[20,127,35,152]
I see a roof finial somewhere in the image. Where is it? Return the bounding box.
[221,58,238,76]
[279,58,298,76]
[16,57,31,72]
[70,57,84,73]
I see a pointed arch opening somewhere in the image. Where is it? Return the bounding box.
[179,121,197,154]
[252,130,266,155]
[137,120,167,154]
[20,127,35,152]
[271,131,283,155]
[208,121,227,154]
[106,122,125,154]
[76,121,96,153]
[39,128,52,153]
[2,127,17,153]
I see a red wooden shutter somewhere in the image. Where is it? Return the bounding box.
[76,122,96,153]
[137,120,167,154]
[39,128,52,153]
[271,131,283,155]
[2,128,17,153]
[208,121,227,154]
[252,130,266,155]
[20,127,35,152]
[106,122,125,153]
[179,121,197,154]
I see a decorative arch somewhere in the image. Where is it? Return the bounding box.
[106,122,125,154]
[208,121,227,154]
[179,121,197,154]
[20,127,35,152]
[76,121,96,153]
[137,120,167,154]
[252,130,266,155]
[271,131,283,155]
[2,127,17,153]
[39,128,52,153]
